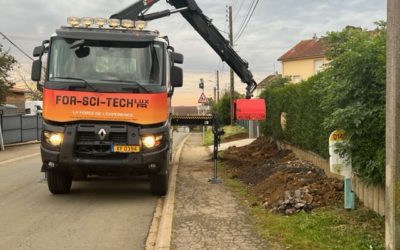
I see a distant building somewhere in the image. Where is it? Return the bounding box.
[171,106,199,132]
[278,36,327,83]
[5,87,30,114]
[172,106,199,115]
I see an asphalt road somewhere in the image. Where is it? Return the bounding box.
[0,132,188,250]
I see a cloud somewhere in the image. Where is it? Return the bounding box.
[0,0,386,105]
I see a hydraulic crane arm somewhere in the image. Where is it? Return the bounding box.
[111,0,257,98]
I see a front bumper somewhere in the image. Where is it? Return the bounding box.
[41,121,170,175]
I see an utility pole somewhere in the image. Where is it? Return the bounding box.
[216,70,220,103]
[386,0,400,248]
[228,5,234,125]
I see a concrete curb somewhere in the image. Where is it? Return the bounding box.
[146,134,191,250]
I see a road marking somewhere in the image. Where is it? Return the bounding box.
[0,153,40,165]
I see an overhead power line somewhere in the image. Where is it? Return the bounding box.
[0,31,34,61]
[234,0,260,43]
[233,0,245,21]
[234,0,255,40]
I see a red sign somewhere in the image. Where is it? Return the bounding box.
[234,99,266,121]
[198,92,208,104]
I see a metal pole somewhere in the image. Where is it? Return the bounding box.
[229,5,235,125]
[20,114,23,143]
[216,70,220,103]
[0,115,4,151]
[386,0,400,248]
[209,113,222,184]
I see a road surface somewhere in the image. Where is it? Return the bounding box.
[0,132,188,250]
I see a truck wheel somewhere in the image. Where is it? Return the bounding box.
[150,171,169,196]
[47,170,72,194]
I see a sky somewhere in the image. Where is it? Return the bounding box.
[0,0,386,106]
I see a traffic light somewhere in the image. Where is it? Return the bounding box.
[199,78,204,90]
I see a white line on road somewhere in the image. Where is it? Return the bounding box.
[0,153,40,165]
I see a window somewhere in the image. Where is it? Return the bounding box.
[48,38,164,85]
[314,59,324,74]
[292,75,302,83]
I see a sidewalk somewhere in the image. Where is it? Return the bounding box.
[0,143,40,163]
[171,133,268,250]
[208,138,256,152]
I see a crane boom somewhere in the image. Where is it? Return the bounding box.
[111,0,257,98]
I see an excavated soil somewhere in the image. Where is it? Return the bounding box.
[221,137,344,214]
[221,132,249,143]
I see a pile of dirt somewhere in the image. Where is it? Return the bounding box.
[221,137,343,215]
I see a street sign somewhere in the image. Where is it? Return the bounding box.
[329,130,352,178]
[329,130,354,210]
[198,92,208,104]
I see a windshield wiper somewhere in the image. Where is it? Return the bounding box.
[98,79,150,93]
[53,77,98,92]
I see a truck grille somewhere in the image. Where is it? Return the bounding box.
[76,132,127,143]
[77,132,96,142]
[109,132,127,143]
[75,126,129,158]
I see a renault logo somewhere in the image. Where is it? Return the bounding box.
[98,128,107,140]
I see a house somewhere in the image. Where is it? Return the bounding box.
[278,36,327,83]
[256,73,281,97]
[5,87,30,113]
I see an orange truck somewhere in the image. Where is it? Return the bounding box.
[31,18,184,195]
[31,0,261,196]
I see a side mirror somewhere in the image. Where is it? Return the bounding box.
[170,52,184,64]
[33,46,45,57]
[31,60,42,82]
[171,66,183,88]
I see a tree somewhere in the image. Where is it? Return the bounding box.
[0,44,17,104]
[320,23,387,185]
[216,91,243,125]
[14,64,42,101]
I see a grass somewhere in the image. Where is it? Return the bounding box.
[203,125,247,145]
[220,165,385,250]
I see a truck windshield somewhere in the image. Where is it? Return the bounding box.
[48,38,164,85]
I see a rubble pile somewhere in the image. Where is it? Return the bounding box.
[221,137,344,215]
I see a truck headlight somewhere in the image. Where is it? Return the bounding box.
[141,134,163,149]
[43,131,64,147]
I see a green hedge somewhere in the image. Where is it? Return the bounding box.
[260,74,329,158]
[260,23,386,185]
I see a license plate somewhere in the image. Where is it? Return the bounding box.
[112,145,140,153]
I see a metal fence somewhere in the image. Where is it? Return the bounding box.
[0,114,42,145]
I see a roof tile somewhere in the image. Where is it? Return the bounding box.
[278,38,326,61]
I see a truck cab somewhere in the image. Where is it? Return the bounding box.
[31,17,183,195]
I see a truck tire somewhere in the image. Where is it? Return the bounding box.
[47,170,72,194]
[150,172,169,196]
